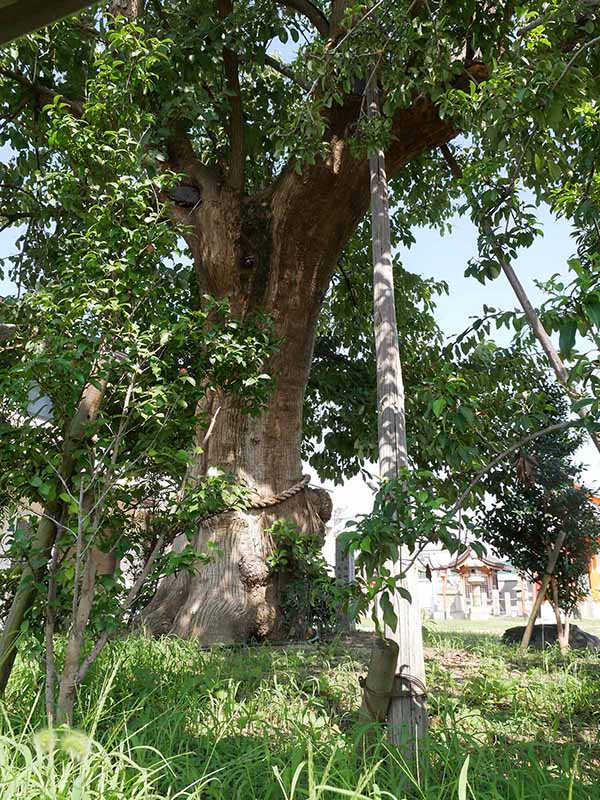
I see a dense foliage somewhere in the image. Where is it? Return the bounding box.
[2,3,600,475]
[267,518,348,639]
[1,0,600,727]
[0,28,277,719]
[482,391,600,614]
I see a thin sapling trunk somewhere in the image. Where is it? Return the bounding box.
[520,530,567,650]
[44,542,60,724]
[550,577,569,654]
[0,376,106,696]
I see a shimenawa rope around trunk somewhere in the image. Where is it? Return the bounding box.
[200,474,312,523]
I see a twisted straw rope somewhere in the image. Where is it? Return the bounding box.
[200,474,311,523]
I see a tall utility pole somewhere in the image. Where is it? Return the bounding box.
[367,74,428,748]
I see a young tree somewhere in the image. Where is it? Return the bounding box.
[0,36,276,713]
[1,2,599,641]
[482,393,600,652]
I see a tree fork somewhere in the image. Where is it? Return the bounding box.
[142,44,479,644]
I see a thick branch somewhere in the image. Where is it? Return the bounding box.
[111,0,144,19]
[0,67,84,117]
[329,0,350,39]
[219,0,245,192]
[263,54,310,90]
[165,119,220,190]
[279,0,330,38]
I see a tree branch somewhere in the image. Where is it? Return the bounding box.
[263,54,310,90]
[278,0,330,38]
[517,1,600,36]
[0,67,84,117]
[449,419,578,519]
[76,531,166,684]
[165,119,220,190]
[219,0,245,192]
[440,143,600,457]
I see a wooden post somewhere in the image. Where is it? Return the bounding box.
[442,574,448,619]
[366,74,427,749]
[358,638,399,723]
[491,588,501,616]
[335,535,355,632]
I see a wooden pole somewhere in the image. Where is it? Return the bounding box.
[366,74,427,749]
[358,638,399,723]
[442,574,447,619]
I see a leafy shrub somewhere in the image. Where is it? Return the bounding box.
[267,519,350,639]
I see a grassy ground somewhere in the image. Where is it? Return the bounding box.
[2,621,600,798]
[425,616,600,637]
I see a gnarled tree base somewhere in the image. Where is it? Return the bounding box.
[142,487,332,643]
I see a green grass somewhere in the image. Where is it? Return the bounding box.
[2,622,600,798]
[424,615,600,637]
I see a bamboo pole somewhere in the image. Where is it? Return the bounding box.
[366,74,427,749]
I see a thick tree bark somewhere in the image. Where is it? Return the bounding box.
[143,91,463,643]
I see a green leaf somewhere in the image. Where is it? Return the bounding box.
[459,405,475,425]
[458,755,470,800]
[432,398,446,417]
[571,397,594,413]
[585,301,600,329]
[379,592,398,632]
[559,321,576,356]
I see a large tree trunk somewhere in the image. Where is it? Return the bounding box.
[143,94,461,643]
[143,182,340,642]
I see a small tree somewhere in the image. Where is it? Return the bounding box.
[482,393,600,652]
[0,37,276,722]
